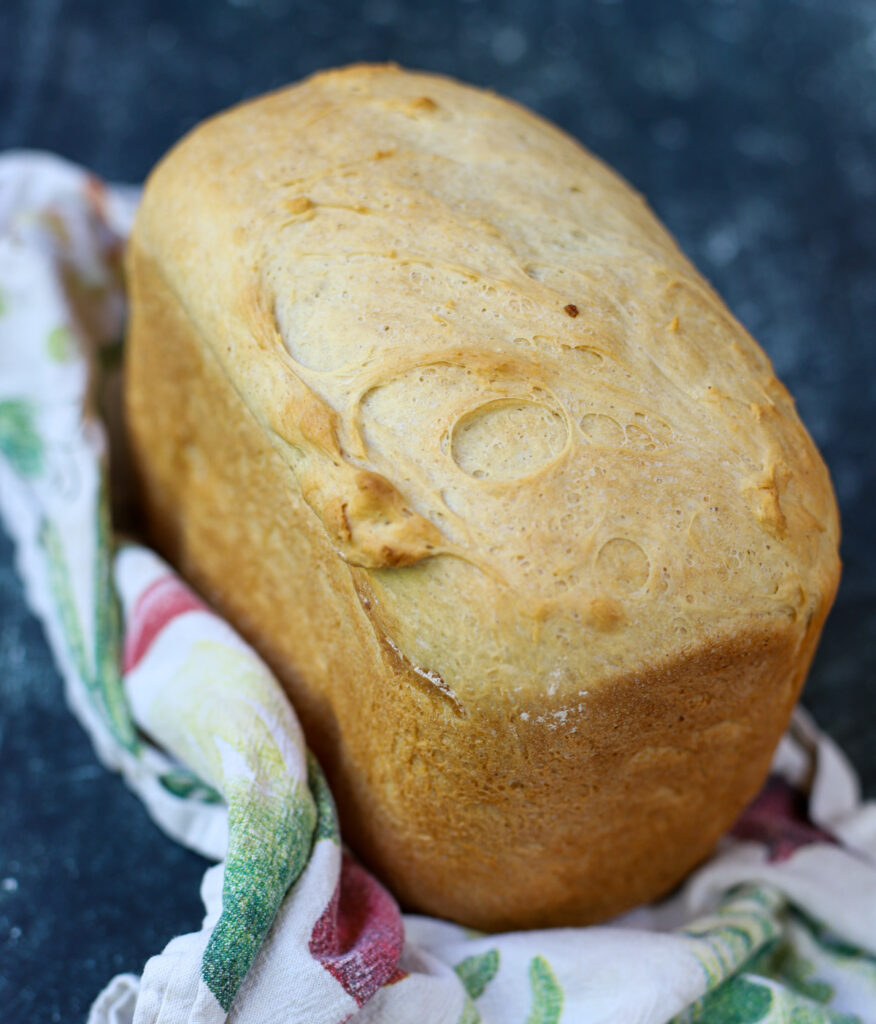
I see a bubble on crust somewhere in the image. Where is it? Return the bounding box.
[624,423,657,449]
[566,345,605,369]
[450,399,568,481]
[584,595,624,630]
[580,413,624,446]
[523,263,549,282]
[634,411,674,442]
[595,537,650,593]
[625,411,674,450]
[274,263,391,372]
[274,273,356,371]
[507,294,538,316]
[689,506,727,549]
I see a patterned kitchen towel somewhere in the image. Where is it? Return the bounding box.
[1,151,875,1024]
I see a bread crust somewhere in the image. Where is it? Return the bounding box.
[126,65,840,929]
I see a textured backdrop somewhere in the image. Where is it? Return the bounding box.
[1,1,874,1021]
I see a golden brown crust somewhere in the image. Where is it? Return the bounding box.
[125,64,841,929]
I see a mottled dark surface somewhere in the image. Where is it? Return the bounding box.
[1,1,874,1020]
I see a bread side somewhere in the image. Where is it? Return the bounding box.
[126,65,840,928]
[126,242,827,928]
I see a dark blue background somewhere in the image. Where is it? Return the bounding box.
[1,1,874,1020]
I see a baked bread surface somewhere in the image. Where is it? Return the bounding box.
[126,64,840,929]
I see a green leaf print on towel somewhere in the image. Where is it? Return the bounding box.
[692,976,862,1024]
[40,511,139,752]
[201,779,317,1010]
[691,976,773,1023]
[309,751,341,846]
[457,1000,482,1024]
[455,949,500,1000]
[674,887,867,1024]
[92,481,139,751]
[145,639,318,1011]
[801,912,876,992]
[683,885,784,990]
[200,757,329,1006]
[0,399,44,477]
[525,955,563,1024]
[694,976,776,1023]
[748,933,834,1006]
[453,949,500,1024]
[158,768,222,804]
[40,518,90,679]
[46,324,76,363]
[745,908,876,1021]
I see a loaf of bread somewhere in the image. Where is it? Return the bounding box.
[125,64,840,930]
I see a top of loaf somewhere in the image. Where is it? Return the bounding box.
[134,64,840,707]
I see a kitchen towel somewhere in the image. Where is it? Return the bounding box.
[2,152,875,1024]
